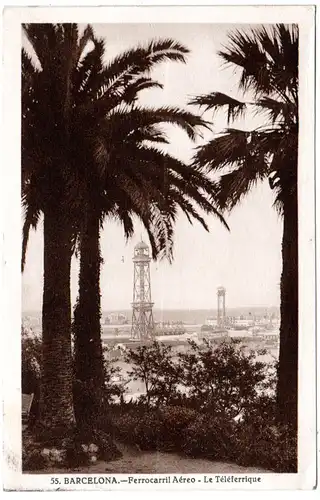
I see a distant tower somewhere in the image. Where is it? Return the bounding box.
[131,241,155,340]
[217,286,226,327]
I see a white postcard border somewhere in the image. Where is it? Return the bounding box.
[1,4,317,491]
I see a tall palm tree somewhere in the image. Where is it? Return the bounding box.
[22,24,88,430]
[22,24,226,430]
[72,109,226,421]
[190,24,298,430]
[63,42,227,419]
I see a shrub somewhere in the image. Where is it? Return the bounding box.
[115,410,162,450]
[115,406,199,452]
[182,413,296,472]
[114,411,140,444]
[22,433,49,471]
[111,399,296,473]
[178,339,274,419]
[134,411,164,450]
[22,327,41,387]
[64,440,89,468]
[86,428,122,462]
[63,425,122,467]
[124,342,182,407]
[22,327,41,425]
[158,406,198,451]
[234,421,297,472]
[23,448,48,471]
[182,413,237,461]
[123,339,276,420]
[23,424,122,471]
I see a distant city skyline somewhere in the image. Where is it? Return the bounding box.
[23,306,280,315]
[22,23,282,313]
[23,306,280,329]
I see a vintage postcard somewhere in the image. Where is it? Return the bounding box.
[1,3,317,492]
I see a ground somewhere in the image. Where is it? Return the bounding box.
[33,442,270,474]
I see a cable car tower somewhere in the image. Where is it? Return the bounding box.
[217,286,226,327]
[131,241,155,340]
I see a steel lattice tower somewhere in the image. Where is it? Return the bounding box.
[217,286,226,327]
[131,241,155,340]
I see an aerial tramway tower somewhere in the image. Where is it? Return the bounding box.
[131,241,155,340]
[217,286,226,327]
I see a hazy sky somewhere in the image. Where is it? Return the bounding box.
[22,23,283,312]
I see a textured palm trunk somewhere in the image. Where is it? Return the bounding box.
[73,211,105,420]
[39,207,75,430]
[277,187,298,433]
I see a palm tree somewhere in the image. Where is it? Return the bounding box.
[22,24,88,430]
[69,65,227,422]
[73,119,226,419]
[22,24,226,430]
[190,24,298,430]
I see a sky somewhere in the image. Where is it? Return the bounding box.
[22,23,283,312]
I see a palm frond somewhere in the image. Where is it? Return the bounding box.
[23,23,59,69]
[80,38,189,118]
[169,188,209,231]
[215,159,269,210]
[98,38,189,97]
[103,106,210,143]
[73,37,105,103]
[193,126,272,210]
[148,203,176,262]
[77,24,95,63]
[22,48,39,99]
[136,125,169,144]
[254,97,296,125]
[219,24,298,103]
[125,145,214,210]
[193,128,251,171]
[219,29,270,96]
[111,206,135,239]
[121,78,163,105]
[21,196,41,272]
[22,47,37,78]
[189,92,246,124]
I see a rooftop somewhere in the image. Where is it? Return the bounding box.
[135,240,148,250]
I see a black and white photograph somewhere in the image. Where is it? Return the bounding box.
[1,4,317,491]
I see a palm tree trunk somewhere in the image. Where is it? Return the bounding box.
[277,188,298,431]
[73,211,105,421]
[39,207,75,430]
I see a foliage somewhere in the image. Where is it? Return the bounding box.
[124,339,276,420]
[179,339,275,419]
[116,410,162,450]
[158,405,199,451]
[182,413,237,461]
[22,426,121,471]
[190,24,298,214]
[182,412,296,472]
[63,426,121,467]
[114,405,198,452]
[109,339,295,472]
[103,350,127,402]
[22,23,224,268]
[21,326,41,393]
[111,403,296,472]
[22,433,49,471]
[21,326,42,424]
[21,326,125,428]
[233,420,297,472]
[124,342,183,406]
